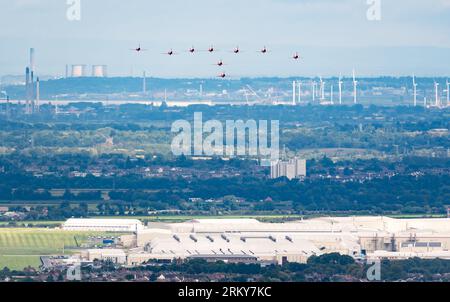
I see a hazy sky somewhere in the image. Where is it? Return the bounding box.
[0,0,450,77]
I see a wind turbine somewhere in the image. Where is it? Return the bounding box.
[319,76,325,101]
[434,81,440,107]
[338,74,343,105]
[143,71,147,94]
[352,69,358,104]
[412,75,418,107]
[297,81,302,104]
[292,80,297,105]
[446,79,450,107]
[312,80,316,102]
[330,85,334,105]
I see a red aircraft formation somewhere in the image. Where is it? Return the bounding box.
[131,44,301,78]
[214,60,224,67]
[131,44,147,52]
[259,46,268,54]
[163,49,176,56]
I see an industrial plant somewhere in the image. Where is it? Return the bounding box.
[24,48,40,114]
[61,216,450,266]
[65,64,108,78]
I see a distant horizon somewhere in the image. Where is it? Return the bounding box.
[2,74,450,82]
[1,45,450,79]
[1,1,450,77]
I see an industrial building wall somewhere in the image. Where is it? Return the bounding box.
[360,235,450,253]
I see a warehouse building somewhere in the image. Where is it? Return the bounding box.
[83,249,127,264]
[71,216,450,265]
[129,232,322,266]
[62,218,144,233]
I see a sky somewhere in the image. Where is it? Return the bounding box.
[0,0,450,78]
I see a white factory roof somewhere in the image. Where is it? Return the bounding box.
[61,216,450,235]
[368,250,450,260]
[63,218,144,232]
[188,219,260,224]
[146,233,321,258]
[87,249,127,256]
[154,216,450,238]
[64,218,142,226]
[74,216,450,265]
[287,216,450,233]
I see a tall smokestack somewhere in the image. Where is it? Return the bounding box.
[30,48,35,73]
[25,67,30,86]
[65,64,69,78]
[25,67,31,114]
[30,71,35,114]
[36,77,40,113]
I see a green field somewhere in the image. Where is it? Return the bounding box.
[0,221,64,227]
[0,228,119,270]
[0,255,41,271]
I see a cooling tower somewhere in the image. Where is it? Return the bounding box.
[92,65,108,77]
[71,64,87,77]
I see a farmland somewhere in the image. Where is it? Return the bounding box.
[0,228,120,270]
